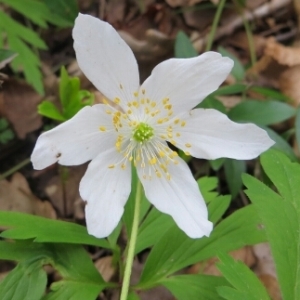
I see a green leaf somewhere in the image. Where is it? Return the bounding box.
[295,107,300,151]
[208,195,231,224]
[0,258,47,300]
[136,207,174,254]
[175,31,197,58]
[197,176,219,203]
[216,253,270,300]
[209,157,225,171]
[224,159,246,199]
[211,83,248,96]
[0,49,17,69]
[197,96,226,113]
[0,211,110,248]
[243,149,300,300]
[161,274,228,300]
[44,243,107,299]
[44,0,78,27]
[218,47,245,81]
[138,205,266,287]
[228,100,295,125]
[262,127,297,161]
[0,11,46,94]
[249,86,292,102]
[38,101,66,121]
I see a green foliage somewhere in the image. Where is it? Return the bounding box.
[228,100,295,125]
[0,257,47,300]
[175,31,198,58]
[38,66,94,121]
[0,0,78,94]
[216,253,270,300]
[243,149,300,300]
[0,211,110,248]
[0,49,17,69]
[0,240,108,299]
[137,204,265,288]
[224,159,246,199]
[218,47,245,81]
[161,274,228,300]
[0,118,14,144]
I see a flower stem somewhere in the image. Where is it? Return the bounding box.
[120,178,143,300]
[205,0,226,51]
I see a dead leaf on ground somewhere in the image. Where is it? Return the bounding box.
[44,165,86,218]
[265,38,300,67]
[95,256,116,282]
[0,79,42,139]
[0,172,56,218]
[188,246,256,276]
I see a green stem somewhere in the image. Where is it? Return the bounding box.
[205,0,227,51]
[120,178,143,300]
[0,157,31,180]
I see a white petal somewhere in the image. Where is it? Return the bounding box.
[31,104,117,170]
[171,108,274,160]
[137,156,213,238]
[80,148,131,238]
[73,14,139,106]
[140,52,233,114]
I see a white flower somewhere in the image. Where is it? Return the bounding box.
[31,14,274,239]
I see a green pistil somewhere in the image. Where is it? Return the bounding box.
[133,122,154,143]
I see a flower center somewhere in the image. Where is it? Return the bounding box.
[133,122,154,143]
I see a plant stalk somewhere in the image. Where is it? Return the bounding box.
[120,179,143,300]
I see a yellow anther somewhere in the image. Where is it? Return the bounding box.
[151,102,156,107]
[185,143,192,148]
[128,102,132,107]
[159,151,165,157]
[147,99,150,104]
[181,121,186,127]
[160,164,167,172]
[167,173,171,180]
[141,99,145,104]
[167,133,173,138]
[127,109,132,114]
[141,162,146,168]
[102,98,109,105]
[99,126,106,132]
[170,139,176,145]
[176,133,180,137]
[184,151,190,156]
[108,164,115,169]
[129,156,133,161]
[114,97,121,104]
[163,98,169,105]
[168,111,173,116]
[160,134,167,139]
[121,164,126,170]
[145,107,150,114]
[174,118,180,124]
[164,104,172,110]
[157,119,163,124]
[155,170,162,178]
[167,127,172,132]
[149,157,157,165]
[132,101,138,107]
[134,91,138,97]
[106,110,112,114]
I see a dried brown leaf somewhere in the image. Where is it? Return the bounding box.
[0,79,42,139]
[0,172,56,218]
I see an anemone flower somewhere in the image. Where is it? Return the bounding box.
[31,14,274,239]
